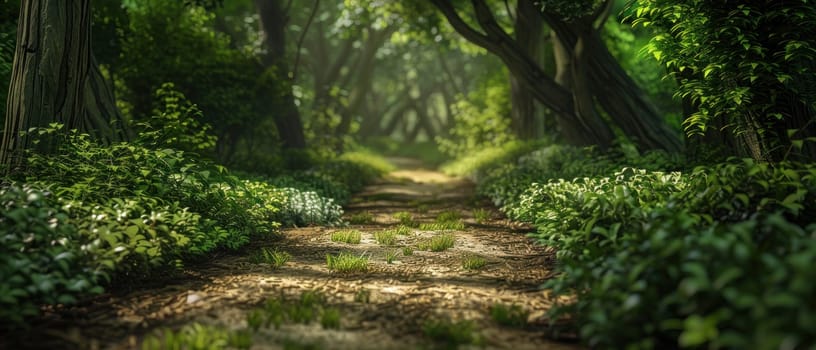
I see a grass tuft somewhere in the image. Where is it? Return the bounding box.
[320,308,341,329]
[418,221,465,231]
[402,246,414,256]
[326,252,369,273]
[330,230,362,244]
[393,211,418,227]
[422,318,482,346]
[384,249,399,264]
[461,254,488,270]
[249,248,291,268]
[489,303,529,328]
[374,230,398,245]
[417,233,456,252]
[472,208,490,224]
[348,212,374,225]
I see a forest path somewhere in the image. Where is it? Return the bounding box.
[8,158,580,349]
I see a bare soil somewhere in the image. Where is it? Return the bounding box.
[2,158,580,350]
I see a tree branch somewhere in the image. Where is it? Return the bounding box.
[292,0,320,81]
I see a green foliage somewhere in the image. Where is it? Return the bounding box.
[374,230,398,246]
[441,140,540,178]
[402,246,414,256]
[137,83,217,155]
[436,74,515,157]
[632,0,816,160]
[384,249,399,264]
[275,188,343,227]
[347,211,374,225]
[417,233,456,252]
[469,140,816,348]
[248,248,291,268]
[330,230,362,244]
[393,211,418,227]
[421,318,482,347]
[320,308,341,329]
[419,212,466,231]
[325,252,369,273]
[471,209,490,224]
[489,304,528,328]
[461,255,487,270]
[0,186,104,323]
[141,323,252,350]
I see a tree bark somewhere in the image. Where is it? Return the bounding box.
[256,0,307,149]
[428,0,682,152]
[1,0,92,168]
[509,0,542,140]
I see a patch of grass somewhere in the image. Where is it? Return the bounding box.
[417,233,456,252]
[489,303,529,328]
[402,246,414,256]
[330,229,362,244]
[249,248,291,268]
[392,225,413,235]
[374,230,398,246]
[354,289,371,303]
[416,204,429,214]
[472,208,490,224]
[418,221,465,231]
[461,254,487,270]
[393,211,418,227]
[348,212,374,225]
[326,252,369,273]
[141,323,252,350]
[385,249,399,264]
[320,308,341,329]
[436,210,461,222]
[422,318,482,347]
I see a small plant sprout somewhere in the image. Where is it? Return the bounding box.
[393,225,413,235]
[249,248,291,268]
[348,211,374,225]
[490,303,529,328]
[384,249,399,264]
[326,252,369,273]
[374,229,398,246]
[472,208,490,224]
[330,229,362,244]
[418,233,456,252]
[461,254,487,270]
[416,204,429,214]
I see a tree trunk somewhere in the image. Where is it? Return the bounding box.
[256,0,306,149]
[509,0,542,140]
[82,55,131,143]
[545,15,682,152]
[429,0,682,152]
[1,0,92,168]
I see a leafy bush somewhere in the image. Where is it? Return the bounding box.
[0,186,103,323]
[275,188,343,227]
[460,139,816,348]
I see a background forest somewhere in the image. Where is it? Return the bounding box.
[1,0,815,349]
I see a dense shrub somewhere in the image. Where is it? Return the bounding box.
[0,126,388,324]
[0,186,102,323]
[459,142,816,349]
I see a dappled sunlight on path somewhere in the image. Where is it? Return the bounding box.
[3,158,580,350]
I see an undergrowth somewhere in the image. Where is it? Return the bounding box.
[453,141,816,349]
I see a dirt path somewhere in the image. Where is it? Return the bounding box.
[4,158,580,349]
